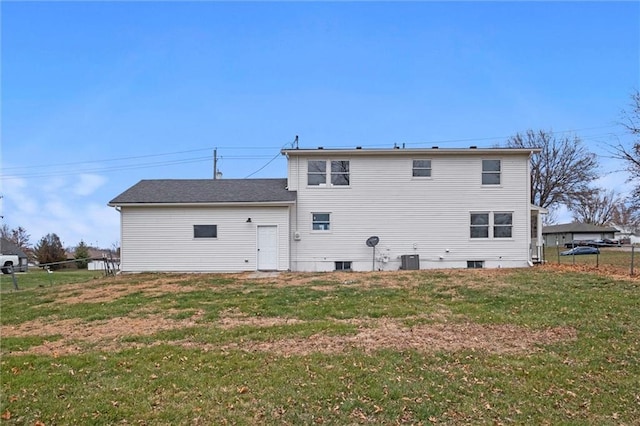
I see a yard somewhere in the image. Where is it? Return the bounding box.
[1,266,638,424]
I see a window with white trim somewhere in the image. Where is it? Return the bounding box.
[470,213,489,238]
[307,160,350,186]
[312,213,331,231]
[194,225,217,238]
[470,212,513,239]
[482,159,501,185]
[308,160,327,186]
[331,160,350,186]
[493,212,513,238]
[412,159,432,177]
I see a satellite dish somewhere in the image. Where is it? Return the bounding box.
[366,236,379,247]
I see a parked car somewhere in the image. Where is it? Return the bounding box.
[560,246,600,256]
[564,240,594,248]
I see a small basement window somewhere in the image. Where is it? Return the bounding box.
[335,261,352,271]
[194,225,217,238]
[467,260,484,269]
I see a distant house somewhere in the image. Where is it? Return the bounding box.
[542,223,619,246]
[0,238,29,272]
[109,147,545,272]
[609,223,640,245]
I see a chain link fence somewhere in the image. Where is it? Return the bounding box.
[544,245,639,276]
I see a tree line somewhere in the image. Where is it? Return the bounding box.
[0,226,95,270]
[503,91,639,233]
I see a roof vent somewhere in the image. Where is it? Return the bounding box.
[356,146,362,149]
[432,146,439,149]
[470,145,477,149]
[318,146,324,150]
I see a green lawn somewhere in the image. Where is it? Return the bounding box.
[0,269,104,292]
[1,268,638,424]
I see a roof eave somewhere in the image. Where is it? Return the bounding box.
[108,200,296,208]
[282,148,541,156]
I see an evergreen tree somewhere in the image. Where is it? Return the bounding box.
[74,240,90,269]
[34,233,67,270]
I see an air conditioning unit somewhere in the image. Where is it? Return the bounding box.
[400,254,419,270]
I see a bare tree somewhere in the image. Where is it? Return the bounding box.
[613,90,640,207]
[609,202,640,235]
[504,130,599,211]
[0,225,31,251]
[570,188,622,226]
[0,224,9,240]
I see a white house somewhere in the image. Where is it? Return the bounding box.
[109,147,544,272]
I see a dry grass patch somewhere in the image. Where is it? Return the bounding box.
[217,319,576,356]
[2,307,576,358]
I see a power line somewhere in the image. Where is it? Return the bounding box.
[244,136,298,178]
[1,146,288,172]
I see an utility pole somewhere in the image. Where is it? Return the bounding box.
[213,148,218,179]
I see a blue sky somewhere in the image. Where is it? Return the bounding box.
[1,1,638,249]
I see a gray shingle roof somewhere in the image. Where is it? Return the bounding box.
[542,223,619,234]
[109,178,296,205]
[1,238,28,258]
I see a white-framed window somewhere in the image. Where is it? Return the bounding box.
[312,213,331,231]
[470,212,513,239]
[308,160,327,186]
[412,159,432,177]
[331,160,350,186]
[194,225,217,238]
[470,213,489,238]
[467,260,484,269]
[308,160,350,186]
[494,212,513,238]
[482,159,501,185]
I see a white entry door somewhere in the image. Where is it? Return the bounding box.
[257,226,278,270]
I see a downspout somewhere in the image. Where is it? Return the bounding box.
[294,155,300,271]
[527,151,533,264]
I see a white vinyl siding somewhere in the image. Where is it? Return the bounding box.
[288,154,531,271]
[120,206,290,272]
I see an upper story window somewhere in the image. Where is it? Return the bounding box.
[412,159,432,177]
[194,225,217,238]
[482,160,501,185]
[308,160,350,186]
[331,160,350,186]
[308,160,327,185]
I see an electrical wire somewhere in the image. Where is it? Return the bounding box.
[1,125,625,180]
[244,136,298,178]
